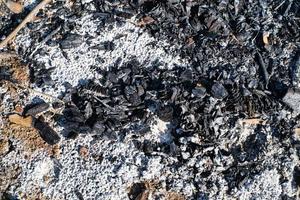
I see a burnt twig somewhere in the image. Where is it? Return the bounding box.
[255,52,269,88]
[0,0,52,48]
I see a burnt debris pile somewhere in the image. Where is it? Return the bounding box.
[3,0,300,198]
[57,57,290,153]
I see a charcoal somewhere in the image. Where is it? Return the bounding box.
[52,101,64,109]
[158,105,173,122]
[128,182,147,200]
[192,86,206,98]
[102,131,118,141]
[63,106,86,123]
[92,121,106,135]
[181,69,193,82]
[124,86,142,106]
[107,73,119,85]
[42,76,54,85]
[64,130,79,139]
[34,119,60,145]
[23,102,49,116]
[60,34,83,49]
[74,190,84,200]
[255,52,269,88]
[92,41,115,51]
[289,50,300,86]
[211,83,228,99]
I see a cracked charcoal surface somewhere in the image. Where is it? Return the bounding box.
[0,0,300,199]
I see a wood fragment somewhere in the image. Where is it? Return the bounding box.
[23,102,50,116]
[263,32,269,45]
[34,119,60,145]
[0,0,52,48]
[8,114,34,127]
[4,0,23,14]
[255,52,269,87]
[13,81,65,104]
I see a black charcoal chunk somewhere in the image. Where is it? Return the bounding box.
[74,190,84,200]
[124,86,142,106]
[63,107,86,123]
[181,69,193,82]
[34,119,60,145]
[128,182,147,200]
[289,50,300,86]
[60,34,83,49]
[52,101,64,109]
[211,83,228,99]
[23,102,49,116]
[192,86,206,98]
[64,130,79,139]
[93,41,115,51]
[158,105,173,121]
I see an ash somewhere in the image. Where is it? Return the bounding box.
[1,0,300,200]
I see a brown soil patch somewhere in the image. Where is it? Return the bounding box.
[0,55,29,86]
[0,137,10,156]
[166,192,185,200]
[2,122,48,153]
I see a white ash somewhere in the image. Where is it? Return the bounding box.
[149,118,173,144]
[15,15,187,97]
[1,116,299,199]
[236,169,282,199]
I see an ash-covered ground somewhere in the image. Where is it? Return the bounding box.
[0,0,300,200]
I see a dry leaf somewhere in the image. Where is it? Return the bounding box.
[5,0,23,14]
